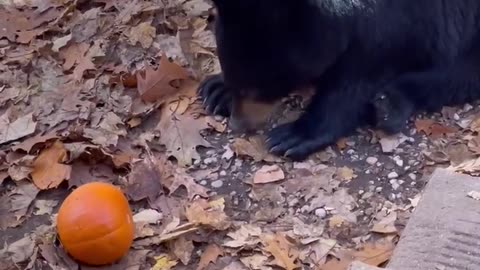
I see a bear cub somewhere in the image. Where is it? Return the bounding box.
[199,0,480,161]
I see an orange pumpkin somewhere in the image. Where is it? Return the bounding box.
[56,182,134,266]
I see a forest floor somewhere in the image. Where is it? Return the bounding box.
[2,1,480,270]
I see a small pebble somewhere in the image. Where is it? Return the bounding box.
[408,173,417,180]
[200,180,207,186]
[315,208,327,218]
[204,157,217,165]
[393,156,404,167]
[366,157,378,165]
[375,186,383,193]
[220,170,227,176]
[358,190,365,195]
[362,192,373,199]
[392,182,400,190]
[388,172,399,179]
[211,180,224,188]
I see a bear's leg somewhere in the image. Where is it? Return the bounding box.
[266,81,375,161]
[374,60,480,133]
[373,89,414,135]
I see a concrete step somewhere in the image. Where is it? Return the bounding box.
[349,168,480,270]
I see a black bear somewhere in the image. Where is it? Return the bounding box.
[198,0,480,161]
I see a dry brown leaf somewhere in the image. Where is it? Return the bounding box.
[129,22,156,49]
[73,55,96,81]
[414,119,435,134]
[59,42,90,71]
[31,140,72,190]
[152,254,179,270]
[371,212,398,234]
[185,197,230,230]
[137,55,189,102]
[162,160,210,199]
[83,112,127,148]
[11,133,57,153]
[261,233,300,270]
[415,119,457,138]
[10,181,39,220]
[205,116,226,133]
[0,111,37,145]
[125,160,163,202]
[351,241,394,266]
[197,244,224,270]
[253,165,285,184]
[321,240,394,270]
[157,108,211,167]
[224,224,262,248]
[449,157,480,176]
[231,136,282,162]
[0,9,32,41]
[171,236,194,265]
[336,167,356,181]
[379,133,408,153]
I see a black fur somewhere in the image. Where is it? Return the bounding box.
[199,0,480,161]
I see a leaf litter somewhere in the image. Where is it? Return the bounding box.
[1,0,479,269]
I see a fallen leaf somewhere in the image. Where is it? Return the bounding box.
[83,112,126,148]
[351,241,394,266]
[129,22,156,49]
[379,133,409,153]
[31,140,72,190]
[137,55,189,102]
[371,211,398,234]
[125,159,163,202]
[261,233,299,270]
[10,181,39,220]
[449,156,480,176]
[197,244,223,270]
[33,199,58,216]
[415,119,457,138]
[414,119,435,134]
[0,233,35,264]
[185,197,230,230]
[157,111,211,166]
[253,165,285,184]
[231,137,282,162]
[240,254,270,270]
[59,42,90,70]
[11,133,58,153]
[152,254,178,270]
[205,116,226,133]
[133,209,163,224]
[321,240,394,270]
[164,163,210,199]
[224,225,262,248]
[171,236,194,265]
[336,167,356,181]
[0,111,37,144]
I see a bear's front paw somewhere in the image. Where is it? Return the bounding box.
[198,74,232,117]
[265,122,334,161]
